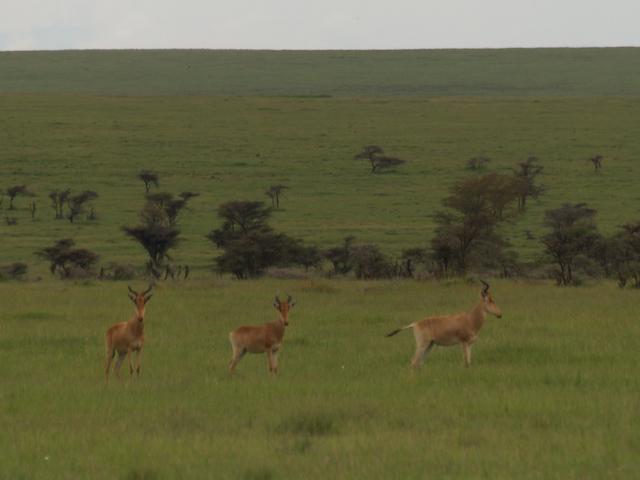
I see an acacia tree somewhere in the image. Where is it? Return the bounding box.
[595,222,640,288]
[49,189,71,219]
[354,145,406,173]
[467,156,491,171]
[123,201,181,271]
[36,238,99,278]
[146,192,193,227]
[323,236,356,275]
[137,170,159,194]
[207,200,311,278]
[6,185,33,210]
[265,185,288,209]
[513,156,544,211]
[541,203,601,286]
[431,173,521,275]
[67,190,98,223]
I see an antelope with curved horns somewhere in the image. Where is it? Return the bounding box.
[104,285,153,383]
[386,280,502,368]
[228,294,295,375]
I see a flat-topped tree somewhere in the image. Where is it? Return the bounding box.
[137,170,159,194]
[354,145,406,173]
[6,185,33,210]
[36,238,99,279]
[265,184,288,209]
[179,191,199,202]
[67,190,98,223]
[123,223,180,272]
[146,192,188,227]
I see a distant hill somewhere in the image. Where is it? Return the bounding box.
[1,48,639,96]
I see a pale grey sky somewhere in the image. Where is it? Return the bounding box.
[1,0,638,51]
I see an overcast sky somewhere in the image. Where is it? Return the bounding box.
[1,0,639,51]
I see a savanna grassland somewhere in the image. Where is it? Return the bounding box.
[1,280,639,479]
[1,49,640,479]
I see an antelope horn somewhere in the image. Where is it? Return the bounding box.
[286,293,293,303]
[274,295,280,304]
[480,279,490,295]
[142,284,153,295]
[128,285,136,295]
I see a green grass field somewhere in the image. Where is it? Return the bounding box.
[1,279,638,479]
[2,48,640,96]
[1,48,640,478]
[1,94,639,273]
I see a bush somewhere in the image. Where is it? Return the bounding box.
[350,244,395,279]
[0,262,28,280]
[36,239,99,279]
[99,262,136,280]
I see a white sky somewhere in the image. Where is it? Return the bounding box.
[1,0,639,51]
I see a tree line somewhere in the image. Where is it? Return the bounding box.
[2,153,630,287]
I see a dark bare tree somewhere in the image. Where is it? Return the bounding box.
[179,191,200,202]
[513,156,544,211]
[49,189,71,219]
[138,170,159,194]
[265,184,288,209]
[354,145,406,173]
[6,185,33,210]
[467,156,491,171]
[590,155,603,172]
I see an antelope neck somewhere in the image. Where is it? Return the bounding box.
[470,302,487,331]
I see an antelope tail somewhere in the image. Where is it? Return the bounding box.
[386,324,413,337]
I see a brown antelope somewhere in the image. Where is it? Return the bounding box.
[228,294,295,375]
[387,281,502,368]
[104,285,153,382]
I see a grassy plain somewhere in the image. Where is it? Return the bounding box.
[1,48,640,478]
[1,94,640,273]
[1,48,640,96]
[1,279,638,479]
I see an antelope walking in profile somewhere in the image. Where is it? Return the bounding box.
[228,295,295,375]
[104,285,153,383]
[387,281,502,368]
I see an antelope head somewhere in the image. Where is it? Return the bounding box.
[128,285,153,320]
[273,294,295,326]
[480,280,502,318]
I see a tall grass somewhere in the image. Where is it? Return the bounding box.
[1,279,638,478]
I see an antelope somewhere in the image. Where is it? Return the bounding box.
[104,285,153,383]
[228,295,295,375]
[386,281,502,368]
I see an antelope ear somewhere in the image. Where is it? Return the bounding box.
[144,294,153,304]
[273,302,279,308]
[128,294,137,303]
[290,301,296,308]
